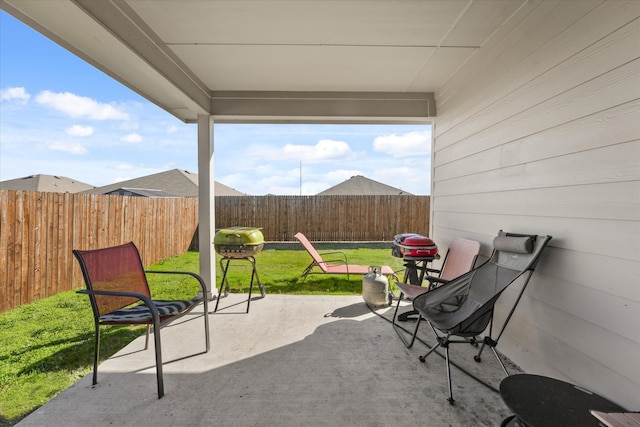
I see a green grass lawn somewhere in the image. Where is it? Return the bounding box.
[0,248,404,426]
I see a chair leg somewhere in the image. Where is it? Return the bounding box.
[444,344,455,405]
[418,339,441,363]
[151,317,164,398]
[144,324,150,350]
[392,293,422,348]
[92,323,100,386]
[490,346,510,377]
[419,334,455,404]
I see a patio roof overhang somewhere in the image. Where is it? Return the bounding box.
[0,0,526,293]
[1,0,527,123]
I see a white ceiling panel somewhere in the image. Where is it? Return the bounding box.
[1,0,529,122]
[131,0,470,46]
[173,44,439,92]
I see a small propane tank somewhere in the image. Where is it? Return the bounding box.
[362,266,389,307]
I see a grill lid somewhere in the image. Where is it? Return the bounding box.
[214,227,264,246]
[391,233,438,259]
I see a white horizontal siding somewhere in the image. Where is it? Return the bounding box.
[431,0,640,409]
[436,0,637,134]
[498,274,640,365]
[435,99,640,182]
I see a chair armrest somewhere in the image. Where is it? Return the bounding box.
[76,289,160,319]
[319,251,347,262]
[425,276,449,291]
[144,270,208,299]
[396,282,429,299]
[318,250,349,266]
[427,276,449,284]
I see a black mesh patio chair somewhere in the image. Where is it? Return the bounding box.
[411,231,552,404]
[73,241,210,398]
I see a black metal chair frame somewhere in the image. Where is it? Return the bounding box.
[413,233,552,404]
[392,238,481,348]
[73,242,210,399]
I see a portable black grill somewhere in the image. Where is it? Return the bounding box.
[213,226,266,313]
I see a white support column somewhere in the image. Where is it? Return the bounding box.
[197,115,216,299]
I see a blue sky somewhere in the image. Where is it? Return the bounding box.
[0,11,431,195]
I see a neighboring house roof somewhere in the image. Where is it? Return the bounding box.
[104,188,179,197]
[316,175,413,196]
[82,169,245,197]
[0,174,95,193]
[214,180,246,196]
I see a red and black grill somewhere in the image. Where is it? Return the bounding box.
[392,233,438,259]
[392,233,439,287]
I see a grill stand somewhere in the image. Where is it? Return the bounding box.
[402,257,435,285]
[213,255,266,313]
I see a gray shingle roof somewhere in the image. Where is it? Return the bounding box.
[0,174,94,193]
[316,175,412,196]
[81,169,245,197]
[104,188,180,197]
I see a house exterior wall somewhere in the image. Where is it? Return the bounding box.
[430,1,639,409]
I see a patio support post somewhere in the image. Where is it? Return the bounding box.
[197,115,216,299]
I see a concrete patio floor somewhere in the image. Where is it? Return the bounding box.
[18,294,518,426]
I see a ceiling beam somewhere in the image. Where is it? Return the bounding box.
[210,91,436,123]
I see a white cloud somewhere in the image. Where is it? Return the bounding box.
[65,125,94,137]
[247,139,355,164]
[121,133,143,143]
[373,130,431,158]
[166,125,178,133]
[282,139,355,162]
[43,141,87,155]
[1,87,31,105]
[115,163,135,170]
[35,90,130,120]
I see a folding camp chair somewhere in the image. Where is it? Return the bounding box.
[294,232,398,281]
[73,242,210,398]
[411,231,552,404]
[392,238,480,347]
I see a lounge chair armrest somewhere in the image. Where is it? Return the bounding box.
[318,250,349,265]
[144,270,208,298]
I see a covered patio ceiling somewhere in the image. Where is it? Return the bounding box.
[0,0,526,123]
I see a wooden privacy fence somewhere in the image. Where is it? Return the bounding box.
[1,191,429,313]
[0,190,198,313]
[215,195,430,242]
